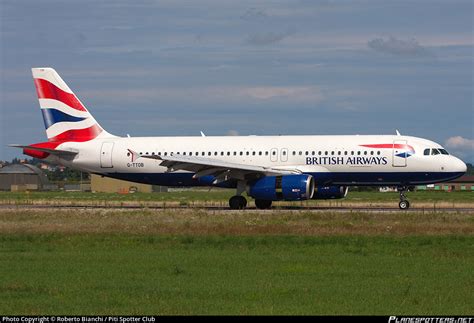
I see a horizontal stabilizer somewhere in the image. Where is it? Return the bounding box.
[9,144,78,156]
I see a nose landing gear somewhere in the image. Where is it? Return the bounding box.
[398,186,410,210]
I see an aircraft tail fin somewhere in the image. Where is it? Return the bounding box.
[32,67,115,142]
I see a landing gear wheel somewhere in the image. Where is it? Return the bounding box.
[397,186,411,210]
[255,199,272,209]
[399,200,410,210]
[229,195,247,210]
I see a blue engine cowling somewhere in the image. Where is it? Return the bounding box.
[312,186,348,199]
[248,175,315,201]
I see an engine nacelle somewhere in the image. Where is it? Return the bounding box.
[248,175,315,201]
[312,185,348,199]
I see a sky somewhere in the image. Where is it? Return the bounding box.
[0,0,473,163]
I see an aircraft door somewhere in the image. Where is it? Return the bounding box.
[392,140,407,167]
[281,148,288,162]
[100,142,114,168]
[270,148,278,162]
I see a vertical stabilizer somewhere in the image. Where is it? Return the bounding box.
[32,67,115,142]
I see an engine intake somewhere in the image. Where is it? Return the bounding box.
[248,175,315,201]
[312,185,348,199]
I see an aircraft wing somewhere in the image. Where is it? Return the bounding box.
[9,144,78,157]
[137,152,301,183]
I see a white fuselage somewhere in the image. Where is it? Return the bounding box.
[48,134,466,188]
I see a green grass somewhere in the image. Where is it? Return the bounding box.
[1,234,473,315]
[0,190,472,204]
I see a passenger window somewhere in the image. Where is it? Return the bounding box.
[305,151,309,156]
[325,151,328,155]
[318,151,322,155]
[299,151,302,156]
[312,151,315,156]
[265,151,269,156]
[240,152,243,156]
[377,151,381,155]
[282,151,286,155]
[424,148,430,156]
[292,151,296,155]
[272,151,276,155]
[246,152,249,156]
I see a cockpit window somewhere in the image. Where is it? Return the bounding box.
[438,149,449,155]
[425,148,450,156]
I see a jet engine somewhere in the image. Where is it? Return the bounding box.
[248,174,314,201]
[312,185,348,199]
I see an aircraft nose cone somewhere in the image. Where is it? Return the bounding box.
[453,157,467,173]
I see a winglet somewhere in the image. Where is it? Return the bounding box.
[200,131,206,137]
[396,129,401,136]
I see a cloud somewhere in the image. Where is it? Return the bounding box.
[445,136,474,150]
[245,31,293,46]
[81,85,325,105]
[226,130,239,136]
[445,136,474,162]
[367,36,432,57]
[240,8,268,21]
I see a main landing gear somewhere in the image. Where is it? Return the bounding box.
[229,195,247,210]
[228,196,273,210]
[229,181,248,210]
[398,186,410,210]
[228,181,273,210]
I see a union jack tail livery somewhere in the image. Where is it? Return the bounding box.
[32,68,113,142]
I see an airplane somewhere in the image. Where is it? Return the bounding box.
[10,68,467,210]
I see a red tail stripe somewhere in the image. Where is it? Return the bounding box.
[34,78,87,112]
[48,124,103,143]
[360,144,414,151]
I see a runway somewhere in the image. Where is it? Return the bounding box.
[1,203,473,213]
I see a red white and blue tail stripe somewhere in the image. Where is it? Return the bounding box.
[32,67,113,142]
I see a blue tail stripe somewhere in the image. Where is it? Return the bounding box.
[41,108,86,129]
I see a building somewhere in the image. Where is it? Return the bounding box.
[0,164,50,191]
[91,174,167,193]
[416,175,474,191]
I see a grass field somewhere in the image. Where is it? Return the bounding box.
[0,209,473,315]
[1,234,473,315]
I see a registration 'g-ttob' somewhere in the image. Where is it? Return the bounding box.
[11,68,467,209]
